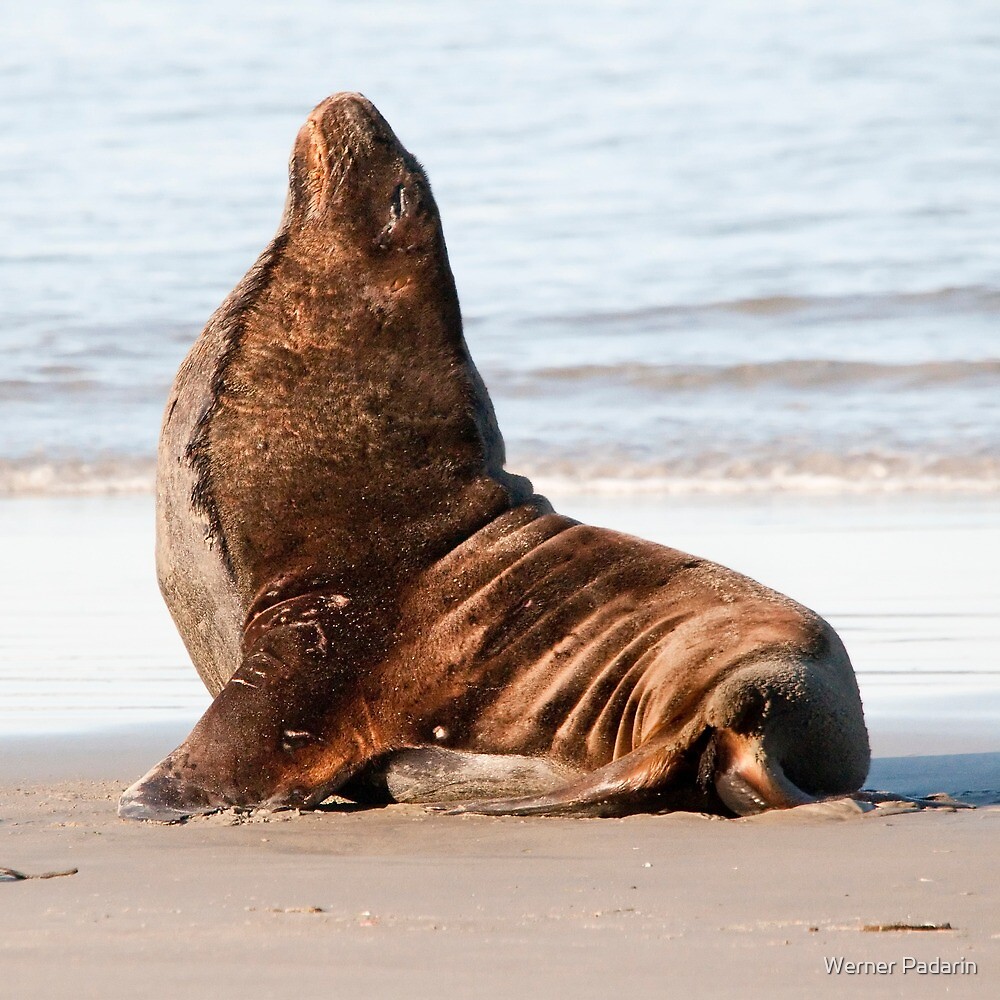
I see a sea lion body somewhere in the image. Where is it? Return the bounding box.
[120,94,869,822]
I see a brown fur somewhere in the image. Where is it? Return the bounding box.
[120,94,869,822]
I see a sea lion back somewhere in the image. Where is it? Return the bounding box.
[155,241,286,695]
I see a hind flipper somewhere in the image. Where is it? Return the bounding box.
[432,737,689,817]
[341,747,578,805]
[434,723,847,818]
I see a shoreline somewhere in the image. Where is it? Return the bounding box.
[2,491,997,753]
[3,723,998,806]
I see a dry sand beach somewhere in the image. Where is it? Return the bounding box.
[2,493,998,998]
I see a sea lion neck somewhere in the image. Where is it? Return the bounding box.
[190,97,530,599]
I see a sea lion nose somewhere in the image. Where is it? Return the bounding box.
[308,92,377,133]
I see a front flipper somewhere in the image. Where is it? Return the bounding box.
[712,728,818,815]
[119,592,383,822]
[341,747,578,805]
[118,751,227,823]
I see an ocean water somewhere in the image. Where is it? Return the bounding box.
[1,3,998,742]
[2,0,999,495]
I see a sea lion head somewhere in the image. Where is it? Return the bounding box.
[279,91,526,510]
[286,92,443,261]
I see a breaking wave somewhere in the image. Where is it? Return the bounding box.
[0,457,155,496]
[490,357,1000,394]
[548,284,1000,329]
[3,450,998,498]
[522,452,1000,496]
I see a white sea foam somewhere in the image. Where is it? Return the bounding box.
[531,472,1000,497]
[2,452,998,498]
[0,459,155,496]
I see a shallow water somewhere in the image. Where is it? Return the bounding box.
[2,0,999,494]
[1,494,997,751]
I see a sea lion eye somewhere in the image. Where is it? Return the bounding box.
[390,183,406,221]
[377,183,408,249]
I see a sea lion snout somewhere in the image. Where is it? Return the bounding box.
[302,92,385,167]
[307,91,382,134]
[290,91,414,227]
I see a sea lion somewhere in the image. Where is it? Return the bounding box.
[119,93,870,822]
